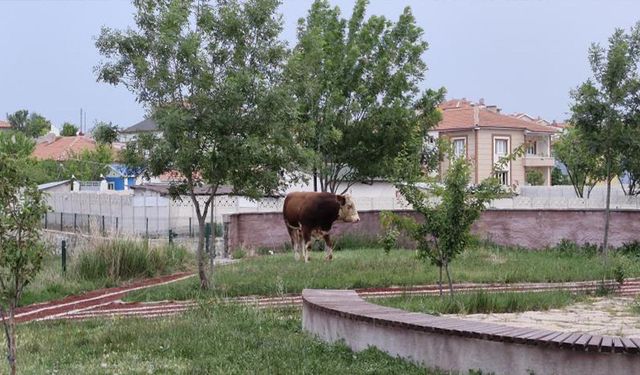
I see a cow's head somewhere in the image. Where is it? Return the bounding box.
[336,194,360,223]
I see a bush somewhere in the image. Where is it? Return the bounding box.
[618,241,640,258]
[74,240,189,282]
[526,169,544,186]
[548,239,598,257]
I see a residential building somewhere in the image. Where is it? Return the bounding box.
[119,118,161,143]
[434,99,558,188]
[33,134,98,161]
[0,119,11,132]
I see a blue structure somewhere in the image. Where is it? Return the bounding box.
[105,164,142,191]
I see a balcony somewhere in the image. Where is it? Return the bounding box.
[523,154,555,167]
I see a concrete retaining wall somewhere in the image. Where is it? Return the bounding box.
[225,209,640,254]
[302,289,640,375]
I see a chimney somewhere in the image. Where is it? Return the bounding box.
[473,106,480,126]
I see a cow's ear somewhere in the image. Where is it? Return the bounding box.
[336,194,346,206]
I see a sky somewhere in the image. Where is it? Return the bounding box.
[0,0,639,132]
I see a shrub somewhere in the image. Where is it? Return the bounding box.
[618,241,640,258]
[549,239,597,257]
[526,169,544,186]
[74,240,189,282]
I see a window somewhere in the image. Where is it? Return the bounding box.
[526,141,537,155]
[452,138,466,158]
[107,182,115,190]
[494,138,508,156]
[495,171,509,186]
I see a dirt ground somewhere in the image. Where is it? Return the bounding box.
[447,297,640,338]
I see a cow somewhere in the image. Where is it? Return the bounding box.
[283,192,360,262]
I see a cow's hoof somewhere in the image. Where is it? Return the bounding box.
[325,254,333,261]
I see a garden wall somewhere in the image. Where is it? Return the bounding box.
[224,209,640,254]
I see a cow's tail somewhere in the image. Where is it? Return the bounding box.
[285,221,301,231]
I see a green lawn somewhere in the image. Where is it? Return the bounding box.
[17,305,446,375]
[371,290,587,315]
[125,245,640,302]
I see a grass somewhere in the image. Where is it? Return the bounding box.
[20,241,194,307]
[371,290,587,315]
[125,244,640,302]
[16,304,452,375]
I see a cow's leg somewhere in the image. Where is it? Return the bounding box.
[323,233,334,261]
[287,226,301,261]
[302,228,313,263]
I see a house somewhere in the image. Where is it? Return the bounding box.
[0,119,11,132]
[32,134,98,161]
[433,99,558,187]
[119,118,161,143]
[105,164,140,191]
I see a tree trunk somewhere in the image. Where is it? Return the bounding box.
[197,217,210,290]
[438,265,443,297]
[444,263,454,297]
[603,158,612,257]
[1,305,17,375]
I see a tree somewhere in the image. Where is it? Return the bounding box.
[381,153,507,297]
[553,127,605,198]
[525,169,544,186]
[92,122,119,145]
[0,131,35,159]
[0,154,49,375]
[570,22,640,252]
[96,0,306,289]
[6,110,51,138]
[60,122,79,136]
[287,0,438,193]
[551,166,568,186]
[619,127,640,195]
[66,145,113,181]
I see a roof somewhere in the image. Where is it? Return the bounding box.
[0,120,10,129]
[121,118,159,134]
[436,101,557,134]
[38,180,71,191]
[32,136,98,161]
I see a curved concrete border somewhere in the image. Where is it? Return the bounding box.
[302,289,640,375]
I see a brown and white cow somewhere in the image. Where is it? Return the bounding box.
[283,192,360,262]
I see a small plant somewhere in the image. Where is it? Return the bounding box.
[618,241,640,258]
[381,227,399,255]
[613,264,625,285]
[232,249,246,260]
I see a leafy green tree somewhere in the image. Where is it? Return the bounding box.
[6,110,51,138]
[96,0,306,289]
[65,145,113,181]
[525,169,544,186]
[287,0,440,193]
[92,122,119,145]
[0,131,35,159]
[553,127,604,197]
[551,166,568,186]
[570,22,640,251]
[619,127,640,195]
[0,154,49,375]
[382,155,505,297]
[60,122,79,136]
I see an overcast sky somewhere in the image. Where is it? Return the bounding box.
[0,0,638,132]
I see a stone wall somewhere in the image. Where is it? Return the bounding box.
[225,209,640,254]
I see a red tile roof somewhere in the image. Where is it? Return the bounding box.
[436,102,557,134]
[32,136,98,161]
[0,120,11,129]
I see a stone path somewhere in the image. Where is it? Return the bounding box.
[448,297,640,337]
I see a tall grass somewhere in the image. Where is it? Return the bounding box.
[74,239,190,282]
[372,291,586,315]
